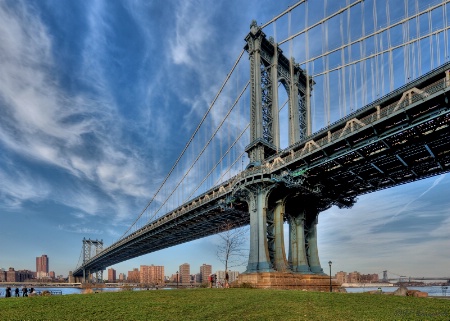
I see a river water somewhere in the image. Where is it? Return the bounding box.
[0,285,448,297]
[345,285,449,297]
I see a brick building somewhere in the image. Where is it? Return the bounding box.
[179,263,190,284]
[108,268,117,282]
[127,268,140,283]
[140,265,164,285]
[6,268,34,282]
[199,264,212,284]
[36,254,49,278]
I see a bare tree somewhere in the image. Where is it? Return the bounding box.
[216,222,248,286]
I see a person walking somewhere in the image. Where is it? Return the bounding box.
[22,286,28,297]
[15,287,19,297]
[5,287,11,298]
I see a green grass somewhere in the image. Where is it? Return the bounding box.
[0,289,449,320]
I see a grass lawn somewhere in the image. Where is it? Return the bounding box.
[0,288,449,320]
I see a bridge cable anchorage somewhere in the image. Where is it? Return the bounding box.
[120,50,246,239]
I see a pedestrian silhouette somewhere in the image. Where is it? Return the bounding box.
[15,287,19,297]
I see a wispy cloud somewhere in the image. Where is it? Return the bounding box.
[0,1,153,222]
[387,174,447,222]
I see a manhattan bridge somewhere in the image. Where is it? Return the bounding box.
[74,0,450,287]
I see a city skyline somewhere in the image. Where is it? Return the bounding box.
[0,0,449,278]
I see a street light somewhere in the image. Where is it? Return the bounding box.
[176,271,179,289]
[328,261,332,292]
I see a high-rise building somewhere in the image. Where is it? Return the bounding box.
[140,265,164,285]
[108,268,117,282]
[179,263,190,284]
[118,273,126,281]
[128,268,140,283]
[199,264,212,283]
[36,254,49,278]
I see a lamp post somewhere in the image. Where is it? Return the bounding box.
[176,271,179,289]
[328,261,332,293]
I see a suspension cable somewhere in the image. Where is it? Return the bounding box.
[279,0,363,45]
[260,0,306,29]
[120,50,245,239]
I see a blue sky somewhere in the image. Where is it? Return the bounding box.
[0,0,449,280]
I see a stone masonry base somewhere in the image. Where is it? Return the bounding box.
[235,272,341,291]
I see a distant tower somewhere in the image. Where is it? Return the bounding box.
[382,270,388,282]
[36,254,49,279]
[108,268,116,282]
[199,264,212,283]
[179,263,190,284]
[82,238,103,282]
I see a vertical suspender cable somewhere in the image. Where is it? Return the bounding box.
[325,0,330,124]
[429,9,434,69]
[380,24,385,97]
[311,60,316,131]
[415,0,421,76]
[374,0,380,97]
[360,0,366,107]
[289,11,293,59]
[340,14,345,118]
[347,0,353,112]
[387,1,394,92]
[406,0,411,81]
[445,1,449,62]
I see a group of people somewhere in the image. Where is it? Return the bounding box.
[3,286,35,298]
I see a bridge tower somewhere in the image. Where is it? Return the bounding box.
[237,21,335,289]
[244,20,312,165]
[82,238,104,283]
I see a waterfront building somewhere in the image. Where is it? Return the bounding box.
[108,268,117,282]
[360,273,379,283]
[199,264,212,284]
[140,265,164,285]
[0,268,6,282]
[179,263,190,284]
[347,271,361,283]
[335,271,347,284]
[6,267,34,282]
[49,271,55,279]
[36,254,49,279]
[335,270,380,284]
[128,268,140,283]
[118,273,126,281]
